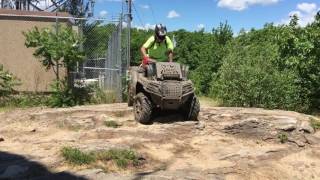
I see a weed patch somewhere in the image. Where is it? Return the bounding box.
[61,147,95,165]
[95,149,139,168]
[104,120,121,128]
[278,133,288,143]
[310,118,320,130]
[61,147,142,169]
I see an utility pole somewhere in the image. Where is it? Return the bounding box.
[126,0,132,69]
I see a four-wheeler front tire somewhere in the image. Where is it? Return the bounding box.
[186,95,200,121]
[134,93,152,124]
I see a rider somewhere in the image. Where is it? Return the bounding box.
[141,24,174,65]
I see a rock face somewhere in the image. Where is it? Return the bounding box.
[0,104,319,179]
[299,121,315,134]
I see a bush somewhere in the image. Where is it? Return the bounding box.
[48,80,93,108]
[210,41,306,111]
[0,64,20,97]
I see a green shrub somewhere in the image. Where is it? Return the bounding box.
[61,147,95,165]
[210,41,306,111]
[48,80,93,108]
[0,64,20,97]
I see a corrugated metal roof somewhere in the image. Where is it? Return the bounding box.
[0,9,72,22]
[0,9,71,17]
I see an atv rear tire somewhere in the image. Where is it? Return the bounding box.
[134,93,152,124]
[186,95,200,121]
[128,97,133,106]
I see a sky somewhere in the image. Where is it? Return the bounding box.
[94,0,320,33]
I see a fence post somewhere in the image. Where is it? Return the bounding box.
[118,15,123,102]
[55,15,60,82]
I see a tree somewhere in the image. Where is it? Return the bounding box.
[24,25,84,82]
[24,25,86,107]
[212,21,233,46]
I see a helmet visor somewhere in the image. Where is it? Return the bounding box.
[158,30,166,37]
[158,35,165,41]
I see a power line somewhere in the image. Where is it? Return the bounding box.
[132,2,145,28]
[149,4,157,24]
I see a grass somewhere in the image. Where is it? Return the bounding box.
[90,88,117,104]
[278,133,288,143]
[199,96,220,107]
[95,149,139,168]
[0,94,49,108]
[113,111,126,117]
[0,106,14,112]
[61,147,140,169]
[310,117,320,130]
[61,147,95,165]
[104,120,121,128]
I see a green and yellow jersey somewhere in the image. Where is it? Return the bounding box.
[142,36,174,62]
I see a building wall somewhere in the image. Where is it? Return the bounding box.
[0,18,66,92]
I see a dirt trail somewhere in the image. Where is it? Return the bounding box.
[0,103,320,179]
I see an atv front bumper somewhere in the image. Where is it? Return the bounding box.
[144,81,194,110]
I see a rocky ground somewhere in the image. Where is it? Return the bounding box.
[0,103,320,180]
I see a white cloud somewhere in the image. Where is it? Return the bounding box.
[167,10,180,19]
[140,4,150,9]
[279,2,318,27]
[197,24,205,30]
[99,10,108,18]
[122,22,128,28]
[99,0,122,2]
[97,0,135,2]
[297,3,317,13]
[135,23,155,30]
[217,0,280,11]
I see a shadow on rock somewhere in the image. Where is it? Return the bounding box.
[151,110,191,124]
[0,151,87,180]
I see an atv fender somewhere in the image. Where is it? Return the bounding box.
[128,67,139,105]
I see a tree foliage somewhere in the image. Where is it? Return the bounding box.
[24,25,88,107]
[24,25,85,81]
[130,13,320,112]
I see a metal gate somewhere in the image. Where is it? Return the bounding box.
[77,15,129,102]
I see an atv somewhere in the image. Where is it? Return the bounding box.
[127,62,200,124]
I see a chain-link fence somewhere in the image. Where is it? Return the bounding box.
[0,11,129,100]
[74,16,129,102]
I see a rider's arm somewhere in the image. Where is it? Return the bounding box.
[140,46,148,59]
[141,36,155,58]
[166,36,174,62]
[168,51,173,62]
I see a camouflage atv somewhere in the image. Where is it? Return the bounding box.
[127,62,200,124]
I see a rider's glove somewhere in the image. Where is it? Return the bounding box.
[143,56,149,65]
